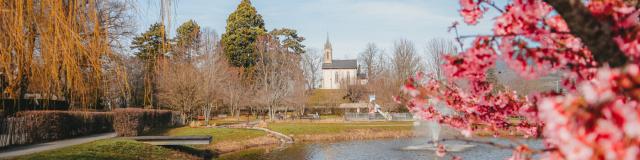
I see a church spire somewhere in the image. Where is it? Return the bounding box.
[323,33,333,64]
[324,33,332,50]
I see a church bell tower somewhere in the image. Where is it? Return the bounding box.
[323,34,332,64]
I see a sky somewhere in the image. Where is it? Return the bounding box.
[135,0,499,59]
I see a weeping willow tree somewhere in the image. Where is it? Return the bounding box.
[0,0,128,110]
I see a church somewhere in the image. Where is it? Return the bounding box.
[321,36,367,89]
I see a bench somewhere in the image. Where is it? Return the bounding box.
[132,136,212,145]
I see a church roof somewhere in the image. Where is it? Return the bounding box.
[323,60,357,69]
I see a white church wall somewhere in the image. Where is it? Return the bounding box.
[321,69,358,89]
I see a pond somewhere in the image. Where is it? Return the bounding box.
[219,137,543,160]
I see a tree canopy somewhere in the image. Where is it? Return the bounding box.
[131,23,168,61]
[174,20,202,61]
[270,28,306,54]
[221,0,267,68]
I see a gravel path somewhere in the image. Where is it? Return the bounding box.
[0,132,116,159]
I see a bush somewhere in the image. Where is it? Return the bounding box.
[113,108,181,137]
[1,111,113,148]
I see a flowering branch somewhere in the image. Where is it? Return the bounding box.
[403,0,640,159]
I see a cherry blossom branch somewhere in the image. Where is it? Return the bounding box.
[456,32,571,39]
[448,22,465,49]
[482,1,504,13]
[543,0,628,67]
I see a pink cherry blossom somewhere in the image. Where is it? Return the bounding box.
[436,144,447,157]
[401,0,640,159]
[459,0,486,25]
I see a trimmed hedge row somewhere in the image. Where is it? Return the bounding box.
[1,111,113,148]
[113,108,182,136]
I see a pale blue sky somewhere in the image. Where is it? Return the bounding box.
[135,0,499,59]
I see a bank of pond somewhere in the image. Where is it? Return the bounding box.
[13,121,541,160]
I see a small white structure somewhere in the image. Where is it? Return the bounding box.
[320,36,366,89]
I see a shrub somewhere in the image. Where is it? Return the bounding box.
[1,111,113,148]
[113,108,182,136]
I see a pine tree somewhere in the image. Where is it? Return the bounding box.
[174,20,202,61]
[270,28,305,54]
[221,0,267,68]
[131,23,168,107]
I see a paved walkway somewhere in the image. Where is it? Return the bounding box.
[0,132,116,159]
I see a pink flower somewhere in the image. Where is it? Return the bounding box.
[459,0,485,25]
[401,0,640,159]
[436,144,447,157]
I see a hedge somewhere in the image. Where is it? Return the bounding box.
[113,108,181,137]
[1,111,113,148]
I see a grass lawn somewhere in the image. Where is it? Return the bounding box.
[158,127,267,145]
[267,121,413,136]
[207,116,256,126]
[13,139,198,160]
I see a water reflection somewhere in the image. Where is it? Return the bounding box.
[219,138,543,160]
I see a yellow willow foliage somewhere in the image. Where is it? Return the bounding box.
[0,0,125,107]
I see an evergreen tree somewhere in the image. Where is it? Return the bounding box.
[270,28,305,54]
[132,23,167,61]
[221,0,267,68]
[174,20,201,61]
[131,23,168,107]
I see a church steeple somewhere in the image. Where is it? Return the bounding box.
[323,33,333,64]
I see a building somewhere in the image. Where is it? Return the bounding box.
[321,36,367,89]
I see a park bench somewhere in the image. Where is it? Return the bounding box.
[132,136,212,145]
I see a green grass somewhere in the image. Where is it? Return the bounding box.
[267,121,413,136]
[306,89,350,106]
[160,127,267,144]
[14,139,194,160]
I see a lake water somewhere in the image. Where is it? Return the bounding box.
[219,137,543,160]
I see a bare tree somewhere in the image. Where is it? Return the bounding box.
[392,39,424,83]
[358,43,383,80]
[97,0,136,50]
[156,62,206,124]
[199,28,225,124]
[425,38,458,80]
[255,36,304,120]
[301,48,322,90]
[222,68,247,119]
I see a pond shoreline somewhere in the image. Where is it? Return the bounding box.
[213,128,422,154]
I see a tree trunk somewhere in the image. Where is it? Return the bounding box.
[543,0,628,67]
[204,104,212,126]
